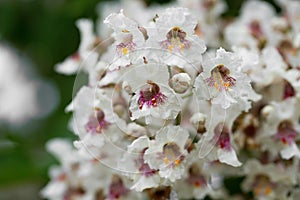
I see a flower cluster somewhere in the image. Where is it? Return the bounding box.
[42,0,300,199]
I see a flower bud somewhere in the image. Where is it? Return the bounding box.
[169,73,191,93]
[190,112,206,134]
[261,105,274,119]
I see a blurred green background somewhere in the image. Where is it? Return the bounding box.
[0,0,279,199]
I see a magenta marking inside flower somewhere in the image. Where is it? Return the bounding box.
[71,52,80,61]
[107,175,129,200]
[136,148,157,177]
[205,64,236,92]
[249,20,264,40]
[214,123,231,150]
[56,173,67,182]
[160,26,191,53]
[85,108,110,134]
[138,81,167,110]
[274,120,297,145]
[283,80,295,100]
[202,0,217,10]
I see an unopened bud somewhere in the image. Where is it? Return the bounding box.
[170,73,191,93]
[190,112,206,134]
[261,105,274,118]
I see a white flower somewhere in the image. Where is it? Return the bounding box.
[96,0,156,38]
[40,166,68,200]
[124,63,181,124]
[144,125,190,182]
[231,46,260,74]
[236,46,294,102]
[232,46,287,88]
[242,159,294,199]
[119,136,161,192]
[194,48,260,109]
[41,139,85,200]
[178,0,226,19]
[224,0,279,50]
[104,10,145,70]
[177,0,227,47]
[173,159,214,199]
[70,87,111,136]
[46,138,78,164]
[146,7,206,67]
[199,122,242,167]
[258,98,300,159]
[69,86,128,156]
[283,34,300,69]
[0,44,58,127]
[197,101,245,167]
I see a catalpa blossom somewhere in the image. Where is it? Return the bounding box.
[125,63,181,124]
[119,136,161,192]
[41,139,84,200]
[96,0,150,38]
[104,10,145,70]
[242,159,294,200]
[0,44,58,127]
[42,139,143,200]
[197,97,248,167]
[172,156,220,199]
[224,0,276,50]
[232,46,287,88]
[194,48,260,110]
[147,7,206,67]
[258,98,300,160]
[144,125,190,182]
[68,86,128,157]
[177,0,227,47]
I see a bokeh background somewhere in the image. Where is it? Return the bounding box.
[0,0,279,199]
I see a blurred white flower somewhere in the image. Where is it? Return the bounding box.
[0,44,58,127]
[224,0,277,50]
[178,0,227,47]
[258,98,300,159]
